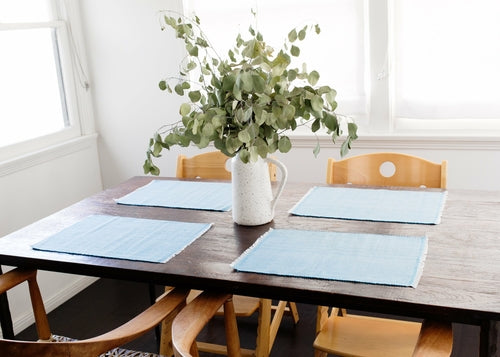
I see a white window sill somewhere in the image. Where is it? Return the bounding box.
[289,131,500,151]
[0,134,99,177]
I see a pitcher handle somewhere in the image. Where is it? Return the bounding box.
[265,156,288,211]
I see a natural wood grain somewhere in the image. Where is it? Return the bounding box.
[412,320,453,357]
[0,267,189,356]
[0,177,499,355]
[176,151,277,181]
[313,312,422,356]
[313,308,452,357]
[176,152,232,180]
[172,292,241,357]
[326,152,447,188]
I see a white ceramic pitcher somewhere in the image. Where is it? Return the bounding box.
[231,154,288,226]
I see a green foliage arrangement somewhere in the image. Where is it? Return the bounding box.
[144,11,358,175]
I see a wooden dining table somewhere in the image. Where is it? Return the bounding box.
[0,176,499,356]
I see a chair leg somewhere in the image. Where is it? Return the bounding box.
[159,317,174,357]
[0,266,14,339]
[314,349,328,357]
[223,297,241,357]
[288,302,300,324]
[269,301,287,349]
[255,299,272,357]
[189,342,200,357]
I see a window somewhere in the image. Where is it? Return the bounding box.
[183,0,368,119]
[0,0,89,160]
[183,0,500,135]
[391,0,500,132]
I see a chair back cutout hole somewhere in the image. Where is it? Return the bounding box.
[379,161,396,178]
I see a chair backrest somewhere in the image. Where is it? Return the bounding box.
[177,151,232,180]
[326,152,447,188]
[172,291,241,357]
[412,320,453,357]
[0,268,189,357]
[176,151,277,181]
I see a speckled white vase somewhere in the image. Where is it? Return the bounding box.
[231,154,288,226]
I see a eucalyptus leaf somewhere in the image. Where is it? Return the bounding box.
[248,146,259,162]
[278,136,292,153]
[308,70,320,86]
[313,140,321,157]
[311,118,320,132]
[179,103,191,116]
[239,148,250,163]
[187,44,198,56]
[153,141,163,156]
[174,84,184,95]
[252,74,266,93]
[202,122,215,137]
[311,95,324,112]
[340,139,351,157]
[188,90,201,102]
[240,71,253,92]
[348,122,359,139]
[298,27,307,40]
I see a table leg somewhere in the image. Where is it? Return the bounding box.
[480,320,500,357]
[0,266,15,339]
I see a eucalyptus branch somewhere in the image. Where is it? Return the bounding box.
[155,121,183,135]
[158,10,224,63]
[144,12,358,175]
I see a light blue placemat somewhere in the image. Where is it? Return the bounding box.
[290,186,447,224]
[116,180,232,211]
[32,215,212,263]
[232,229,427,287]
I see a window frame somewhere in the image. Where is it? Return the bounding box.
[0,0,94,163]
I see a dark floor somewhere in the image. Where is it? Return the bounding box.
[16,278,480,356]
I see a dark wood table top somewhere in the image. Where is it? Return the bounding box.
[1,176,499,328]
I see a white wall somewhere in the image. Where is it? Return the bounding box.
[0,136,102,336]
[80,0,186,188]
[80,0,500,191]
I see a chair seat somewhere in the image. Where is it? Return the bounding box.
[51,335,164,357]
[313,314,422,357]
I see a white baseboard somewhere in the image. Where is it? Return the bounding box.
[5,275,98,337]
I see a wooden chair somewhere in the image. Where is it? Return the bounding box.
[0,267,189,357]
[314,307,453,357]
[326,152,447,188]
[316,152,452,356]
[172,291,241,357]
[169,151,298,357]
[176,151,277,181]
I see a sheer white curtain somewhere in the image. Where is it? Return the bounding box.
[392,0,500,121]
[184,0,367,117]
